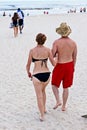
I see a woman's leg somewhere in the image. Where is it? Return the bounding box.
[13,27,16,37]
[14,27,18,37]
[32,77,50,121]
[16,27,18,36]
[42,78,50,113]
[42,90,46,113]
[32,78,45,120]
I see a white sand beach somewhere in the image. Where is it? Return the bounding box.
[0,13,87,130]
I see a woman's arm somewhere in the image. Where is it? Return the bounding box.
[26,49,32,78]
[48,48,56,66]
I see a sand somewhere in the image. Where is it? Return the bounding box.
[0,13,87,130]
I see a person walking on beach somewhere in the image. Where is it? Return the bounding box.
[17,8,24,34]
[12,12,19,37]
[26,33,56,121]
[51,22,77,111]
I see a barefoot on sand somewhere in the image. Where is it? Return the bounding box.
[40,116,44,121]
[53,103,61,109]
[44,110,47,113]
[61,106,66,111]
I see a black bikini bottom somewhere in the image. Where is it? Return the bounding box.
[33,72,51,82]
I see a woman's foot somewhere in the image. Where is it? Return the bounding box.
[53,103,61,109]
[44,109,47,113]
[39,116,44,121]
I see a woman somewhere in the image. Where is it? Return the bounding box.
[26,33,56,121]
[12,12,19,37]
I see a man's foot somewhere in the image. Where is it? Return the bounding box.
[44,110,47,113]
[53,103,61,109]
[61,106,66,111]
[81,115,87,118]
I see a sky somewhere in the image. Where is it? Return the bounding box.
[0,0,75,2]
[0,0,55,1]
[0,0,64,3]
[0,0,86,3]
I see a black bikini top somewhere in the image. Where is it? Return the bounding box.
[32,57,48,67]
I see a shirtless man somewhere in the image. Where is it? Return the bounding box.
[51,22,77,111]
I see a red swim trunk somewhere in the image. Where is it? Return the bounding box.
[51,61,74,88]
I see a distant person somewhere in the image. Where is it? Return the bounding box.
[3,12,6,16]
[51,22,77,111]
[27,13,29,16]
[17,8,24,34]
[9,13,11,17]
[26,33,55,121]
[80,8,83,12]
[12,12,19,37]
[83,7,86,12]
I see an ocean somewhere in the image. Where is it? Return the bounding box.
[0,0,87,16]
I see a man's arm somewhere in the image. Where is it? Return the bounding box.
[72,43,77,66]
[51,41,58,57]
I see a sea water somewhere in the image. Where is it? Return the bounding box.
[0,0,87,16]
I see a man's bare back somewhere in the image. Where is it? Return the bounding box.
[52,37,77,65]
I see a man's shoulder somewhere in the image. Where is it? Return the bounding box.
[21,10,24,17]
[68,37,76,44]
[17,10,24,18]
[53,38,61,44]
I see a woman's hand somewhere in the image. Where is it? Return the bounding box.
[28,72,32,78]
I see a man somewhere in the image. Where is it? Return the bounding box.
[17,8,24,34]
[51,22,77,111]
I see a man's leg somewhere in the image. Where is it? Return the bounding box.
[19,26,21,33]
[62,88,69,111]
[52,85,61,109]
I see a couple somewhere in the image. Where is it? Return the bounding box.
[11,8,24,37]
[26,22,77,121]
